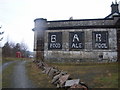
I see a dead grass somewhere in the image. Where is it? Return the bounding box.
[2,57,32,64]
[2,63,16,88]
[26,62,55,88]
[26,62,119,88]
[49,62,119,88]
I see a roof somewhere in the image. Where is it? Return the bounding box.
[47,16,120,30]
[105,12,120,19]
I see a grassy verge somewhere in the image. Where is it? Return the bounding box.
[25,62,55,88]
[48,62,119,88]
[2,57,21,64]
[26,62,119,88]
[2,63,16,88]
[2,57,32,64]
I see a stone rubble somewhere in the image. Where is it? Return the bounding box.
[33,60,88,89]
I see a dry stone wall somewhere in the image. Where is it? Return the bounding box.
[33,60,88,89]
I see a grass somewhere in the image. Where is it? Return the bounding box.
[0,74,2,89]
[26,62,119,88]
[2,63,16,88]
[93,73,118,88]
[2,57,34,88]
[2,57,20,88]
[25,62,55,88]
[49,62,119,88]
[2,57,32,64]
[2,57,21,64]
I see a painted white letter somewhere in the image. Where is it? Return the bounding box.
[51,35,56,42]
[73,34,79,42]
[96,34,101,42]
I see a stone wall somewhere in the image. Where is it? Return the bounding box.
[33,16,120,62]
[44,28,117,62]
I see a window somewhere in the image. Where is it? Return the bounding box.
[92,31,109,49]
[48,32,62,50]
[69,32,84,50]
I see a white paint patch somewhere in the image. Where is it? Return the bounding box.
[103,52,117,61]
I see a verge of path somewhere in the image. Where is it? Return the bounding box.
[11,60,36,88]
[1,61,17,72]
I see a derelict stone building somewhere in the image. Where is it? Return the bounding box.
[33,2,120,62]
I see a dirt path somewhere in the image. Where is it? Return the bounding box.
[2,60,36,88]
[11,61,35,88]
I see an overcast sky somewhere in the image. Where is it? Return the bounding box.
[0,0,120,51]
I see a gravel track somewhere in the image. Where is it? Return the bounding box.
[2,60,36,88]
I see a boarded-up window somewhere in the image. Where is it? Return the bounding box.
[69,32,84,50]
[48,32,62,50]
[92,31,109,49]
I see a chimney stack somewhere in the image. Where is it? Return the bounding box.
[111,1,119,13]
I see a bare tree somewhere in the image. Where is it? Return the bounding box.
[20,42,29,58]
[20,42,28,52]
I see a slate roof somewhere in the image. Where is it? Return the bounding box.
[105,12,120,19]
[47,16,120,30]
